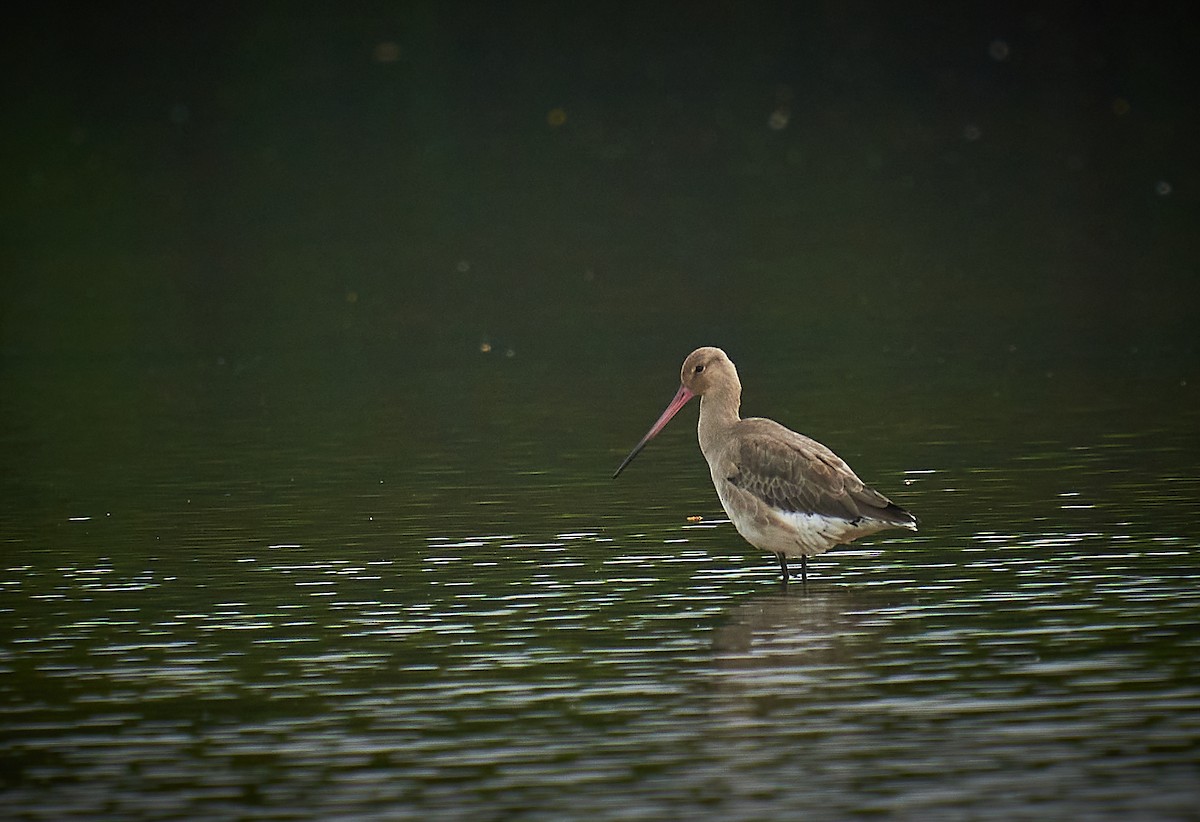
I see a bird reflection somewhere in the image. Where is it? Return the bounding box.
[711,586,898,670]
[696,586,909,793]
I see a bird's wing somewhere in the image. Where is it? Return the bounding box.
[723,423,909,525]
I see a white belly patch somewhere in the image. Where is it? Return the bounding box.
[714,476,900,558]
[723,496,893,558]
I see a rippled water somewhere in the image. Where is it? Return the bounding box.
[3,361,1198,819]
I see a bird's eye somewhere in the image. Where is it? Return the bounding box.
[694,364,705,374]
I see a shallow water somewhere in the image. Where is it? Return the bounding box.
[3,356,1198,820]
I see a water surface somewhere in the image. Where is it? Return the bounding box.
[3,355,1198,819]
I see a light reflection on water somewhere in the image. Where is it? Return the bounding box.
[3,508,1199,819]
[3,368,1199,818]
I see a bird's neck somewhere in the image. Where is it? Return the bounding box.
[697,388,741,459]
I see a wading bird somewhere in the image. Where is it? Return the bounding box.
[613,347,917,583]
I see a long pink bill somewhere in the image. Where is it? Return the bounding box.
[612,384,696,479]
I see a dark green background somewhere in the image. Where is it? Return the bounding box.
[5,2,1197,370]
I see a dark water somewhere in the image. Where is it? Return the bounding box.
[3,354,1198,820]
[5,4,1200,819]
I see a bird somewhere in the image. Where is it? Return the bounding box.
[613,346,917,583]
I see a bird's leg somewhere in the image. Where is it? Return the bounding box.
[776,552,789,583]
[800,556,808,585]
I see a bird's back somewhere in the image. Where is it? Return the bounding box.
[717,417,917,529]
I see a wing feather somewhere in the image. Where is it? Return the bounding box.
[723,420,915,527]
